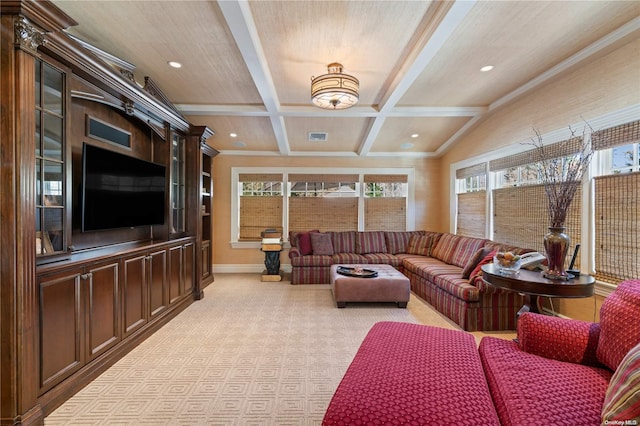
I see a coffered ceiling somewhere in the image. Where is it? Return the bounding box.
[51,0,640,157]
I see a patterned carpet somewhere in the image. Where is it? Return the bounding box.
[45,273,514,425]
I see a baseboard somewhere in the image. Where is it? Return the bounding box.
[213,264,292,274]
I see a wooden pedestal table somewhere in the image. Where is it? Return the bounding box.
[481,263,595,317]
[261,244,282,281]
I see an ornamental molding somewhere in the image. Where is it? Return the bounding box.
[14,16,46,53]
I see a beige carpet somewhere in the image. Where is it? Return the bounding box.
[45,273,514,425]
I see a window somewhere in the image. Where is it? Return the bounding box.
[288,174,359,232]
[364,175,408,231]
[455,163,487,238]
[610,143,639,174]
[238,174,283,241]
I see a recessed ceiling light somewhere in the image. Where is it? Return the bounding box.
[411,134,419,138]
[480,65,494,72]
[168,61,182,69]
[233,141,246,148]
[230,133,237,138]
[400,142,414,150]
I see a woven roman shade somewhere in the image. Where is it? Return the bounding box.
[456,163,487,179]
[493,184,581,267]
[364,198,406,231]
[489,137,583,171]
[239,196,283,240]
[457,191,486,238]
[592,120,640,151]
[288,197,357,232]
[238,173,282,182]
[363,174,408,183]
[594,172,639,284]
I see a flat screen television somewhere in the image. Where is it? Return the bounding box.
[81,143,166,231]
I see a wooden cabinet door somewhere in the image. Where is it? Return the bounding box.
[168,245,183,304]
[86,261,120,361]
[122,254,147,337]
[201,240,211,281]
[148,248,168,319]
[38,268,83,393]
[183,242,194,295]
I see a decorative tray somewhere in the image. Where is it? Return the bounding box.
[336,266,378,278]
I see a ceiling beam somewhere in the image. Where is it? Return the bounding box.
[358,0,478,156]
[217,0,291,155]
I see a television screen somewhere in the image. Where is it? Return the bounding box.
[82,143,166,231]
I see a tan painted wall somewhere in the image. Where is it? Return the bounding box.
[211,155,441,266]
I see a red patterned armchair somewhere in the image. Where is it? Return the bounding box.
[479,279,640,425]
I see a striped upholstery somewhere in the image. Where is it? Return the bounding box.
[384,231,422,254]
[406,234,433,256]
[332,253,369,264]
[602,342,640,423]
[329,231,356,254]
[430,233,461,264]
[290,265,332,285]
[290,254,333,267]
[355,231,387,254]
[449,236,487,268]
[363,253,402,267]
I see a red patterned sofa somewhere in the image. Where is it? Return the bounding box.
[289,230,531,331]
[323,280,640,425]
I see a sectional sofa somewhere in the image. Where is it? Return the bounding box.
[288,230,532,331]
[323,279,640,425]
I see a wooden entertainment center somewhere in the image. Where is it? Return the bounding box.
[1,2,217,424]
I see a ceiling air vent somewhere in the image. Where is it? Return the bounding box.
[308,132,328,142]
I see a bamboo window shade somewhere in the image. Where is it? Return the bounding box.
[456,163,487,179]
[594,172,639,284]
[493,184,582,268]
[592,120,640,151]
[364,198,406,231]
[288,197,357,233]
[489,137,583,171]
[457,191,486,238]
[239,196,283,240]
[363,174,408,183]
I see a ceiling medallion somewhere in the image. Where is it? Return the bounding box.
[311,63,359,110]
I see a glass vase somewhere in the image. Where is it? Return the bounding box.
[543,226,570,280]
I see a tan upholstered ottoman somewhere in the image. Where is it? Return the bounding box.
[330,264,410,308]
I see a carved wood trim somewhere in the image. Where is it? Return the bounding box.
[14,15,46,54]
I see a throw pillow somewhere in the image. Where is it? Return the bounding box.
[602,342,640,423]
[468,250,498,281]
[310,232,334,255]
[406,234,431,256]
[297,232,313,255]
[462,247,489,279]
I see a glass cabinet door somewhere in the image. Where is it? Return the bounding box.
[35,60,67,257]
[171,132,186,234]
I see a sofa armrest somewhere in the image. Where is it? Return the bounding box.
[517,312,601,367]
[288,247,301,259]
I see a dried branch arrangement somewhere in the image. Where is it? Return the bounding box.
[527,125,595,228]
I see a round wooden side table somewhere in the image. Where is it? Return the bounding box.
[481,263,595,317]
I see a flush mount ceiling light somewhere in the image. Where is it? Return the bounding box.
[311,63,359,110]
[167,61,182,68]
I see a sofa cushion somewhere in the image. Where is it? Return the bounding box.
[597,279,640,371]
[602,342,640,423]
[329,231,356,254]
[384,231,415,254]
[462,247,489,279]
[430,233,461,264]
[332,253,369,264]
[310,232,334,255]
[356,231,387,254]
[290,254,333,267]
[362,253,402,267]
[432,274,480,302]
[449,236,487,268]
[406,234,434,256]
[479,336,612,426]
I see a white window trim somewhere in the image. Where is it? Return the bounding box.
[231,167,415,248]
